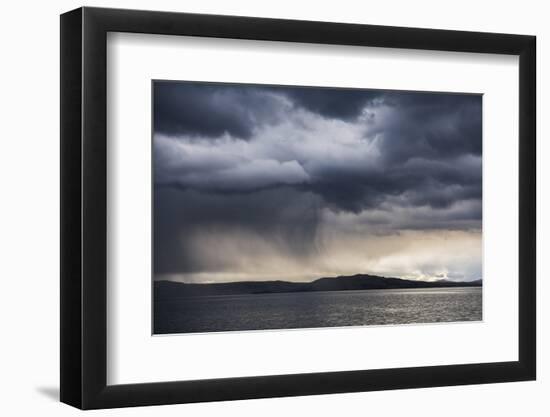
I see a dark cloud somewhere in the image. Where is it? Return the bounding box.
[306,153,481,213]
[154,82,285,138]
[154,187,321,274]
[154,81,383,139]
[373,92,482,163]
[154,82,481,215]
[272,86,381,119]
[153,81,482,277]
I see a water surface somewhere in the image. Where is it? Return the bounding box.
[154,287,482,334]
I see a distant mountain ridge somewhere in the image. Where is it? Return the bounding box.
[155,273,482,299]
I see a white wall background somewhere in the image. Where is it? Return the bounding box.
[0,0,546,415]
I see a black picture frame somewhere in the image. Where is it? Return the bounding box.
[60,6,536,410]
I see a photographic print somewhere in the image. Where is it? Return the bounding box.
[153,81,482,335]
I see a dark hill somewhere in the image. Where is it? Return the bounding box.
[155,274,482,299]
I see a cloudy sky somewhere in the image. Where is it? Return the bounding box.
[153,81,482,283]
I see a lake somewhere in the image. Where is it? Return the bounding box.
[153,286,482,334]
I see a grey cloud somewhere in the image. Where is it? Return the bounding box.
[273,86,381,119]
[373,92,482,163]
[154,81,383,140]
[153,82,482,277]
[154,187,322,274]
[154,83,481,217]
[154,82,289,138]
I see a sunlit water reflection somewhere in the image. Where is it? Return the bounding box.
[154,287,482,334]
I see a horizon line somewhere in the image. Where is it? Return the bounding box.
[154,272,483,286]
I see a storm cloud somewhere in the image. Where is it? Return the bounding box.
[153,81,482,282]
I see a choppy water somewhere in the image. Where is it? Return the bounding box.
[154,287,482,334]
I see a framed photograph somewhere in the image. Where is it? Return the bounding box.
[60,6,536,409]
